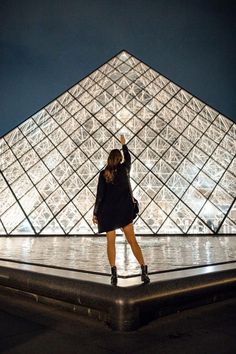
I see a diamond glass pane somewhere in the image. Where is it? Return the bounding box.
[170,201,195,233]
[1,203,25,233]
[36,174,59,199]
[56,202,82,233]
[209,185,234,214]
[140,173,163,198]
[182,185,206,214]
[11,174,33,199]
[29,202,53,233]
[166,172,189,198]
[12,138,32,158]
[192,171,216,198]
[141,201,167,233]
[0,187,16,216]
[3,161,24,184]
[19,187,43,214]
[61,173,84,199]
[154,186,178,215]
[46,187,70,215]
[219,172,236,198]
[199,201,224,232]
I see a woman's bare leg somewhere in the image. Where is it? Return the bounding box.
[106,230,116,267]
[123,223,145,265]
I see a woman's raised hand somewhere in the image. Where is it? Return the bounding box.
[120,134,126,145]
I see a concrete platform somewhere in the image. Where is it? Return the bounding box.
[1,258,236,330]
[0,236,236,330]
[1,290,236,353]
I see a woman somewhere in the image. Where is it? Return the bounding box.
[93,134,150,285]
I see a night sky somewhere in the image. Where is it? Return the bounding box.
[0,0,236,137]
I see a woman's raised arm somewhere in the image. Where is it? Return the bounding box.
[120,134,131,172]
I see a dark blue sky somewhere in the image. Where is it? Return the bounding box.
[0,0,236,137]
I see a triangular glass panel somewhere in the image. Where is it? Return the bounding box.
[227,200,236,222]
[1,203,26,234]
[188,218,213,234]
[41,219,65,235]
[0,220,6,234]
[158,217,183,234]
[218,218,236,234]
[70,217,93,235]
[141,201,167,233]
[11,219,34,235]
[134,217,153,234]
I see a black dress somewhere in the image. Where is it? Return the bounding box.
[93,144,134,233]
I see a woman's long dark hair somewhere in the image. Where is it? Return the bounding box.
[104,149,122,183]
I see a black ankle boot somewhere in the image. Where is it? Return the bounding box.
[141,265,150,284]
[111,266,117,286]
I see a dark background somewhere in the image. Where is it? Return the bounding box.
[0,0,236,137]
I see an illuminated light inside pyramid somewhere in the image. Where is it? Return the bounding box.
[0,50,236,235]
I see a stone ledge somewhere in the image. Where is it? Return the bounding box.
[0,261,236,331]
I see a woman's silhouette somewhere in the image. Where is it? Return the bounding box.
[93,135,150,285]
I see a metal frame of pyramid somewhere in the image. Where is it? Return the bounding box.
[0,50,235,236]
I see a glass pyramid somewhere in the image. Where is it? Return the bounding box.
[0,50,236,235]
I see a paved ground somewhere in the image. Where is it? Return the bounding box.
[0,292,236,354]
[0,236,236,275]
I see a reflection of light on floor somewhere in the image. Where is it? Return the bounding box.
[0,236,236,276]
[205,240,212,263]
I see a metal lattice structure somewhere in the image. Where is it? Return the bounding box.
[0,50,236,235]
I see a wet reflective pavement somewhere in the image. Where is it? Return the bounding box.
[0,236,236,276]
